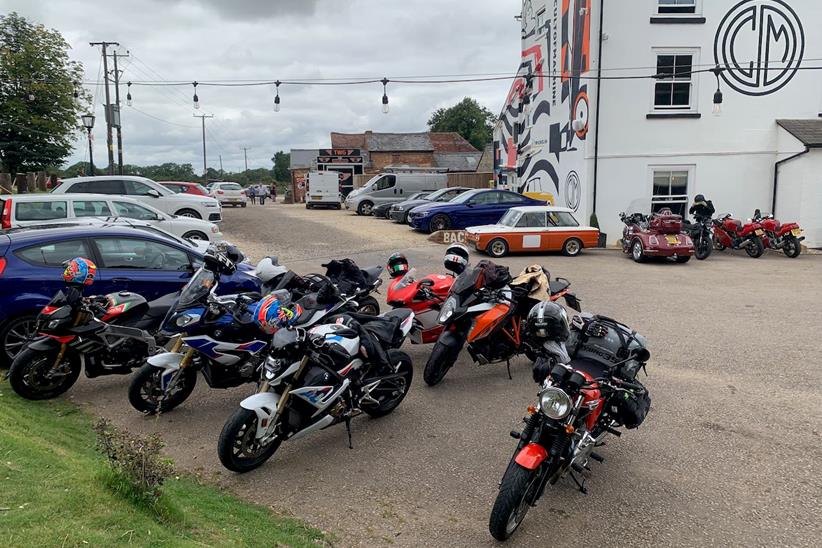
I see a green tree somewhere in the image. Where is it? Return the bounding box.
[271,151,290,182]
[0,13,88,175]
[427,97,494,151]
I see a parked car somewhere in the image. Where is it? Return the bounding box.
[464,206,599,257]
[208,182,246,207]
[52,176,222,222]
[0,224,259,367]
[160,181,210,196]
[372,192,429,218]
[344,172,448,215]
[388,186,472,224]
[407,189,546,233]
[1,193,223,242]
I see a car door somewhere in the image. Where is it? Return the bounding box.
[515,211,548,250]
[123,179,166,210]
[91,236,193,300]
[71,199,113,219]
[13,238,95,304]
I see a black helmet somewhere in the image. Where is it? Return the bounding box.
[694,194,706,203]
[208,241,245,264]
[526,301,569,341]
[203,252,236,275]
[387,253,409,279]
[444,244,469,275]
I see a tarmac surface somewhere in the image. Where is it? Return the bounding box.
[65,202,821,547]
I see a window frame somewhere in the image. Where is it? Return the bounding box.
[72,199,112,218]
[14,200,69,222]
[15,238,93,268]
[92,236,192,271]
[648,164,694,217]
[651,48,700,114]
[656,0,699,15]
[111,200,162,221]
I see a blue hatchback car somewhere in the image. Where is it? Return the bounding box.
[0,224,260,366]
[407,189,546,233]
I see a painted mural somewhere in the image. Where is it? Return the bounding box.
[494,0,591,212]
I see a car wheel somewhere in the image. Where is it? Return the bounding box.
[487,238,509,258]
[562,238,583,257]
[631,240,646,263]
[430,214,451,232]
[357,201,374,216]
[175,208,201,219]
[0,314,38,367]
[182,230,209,241]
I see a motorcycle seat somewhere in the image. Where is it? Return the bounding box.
[569,357,611,380]
[361,266,383,285]
[348,309,411,346]
[731,219,743,230]
[118,291,179,329]
[549,279,570,294]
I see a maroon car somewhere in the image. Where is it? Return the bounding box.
[160,181,210,196]
[620,202,694,263]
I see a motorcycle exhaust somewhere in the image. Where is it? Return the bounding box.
[737,239,753,248]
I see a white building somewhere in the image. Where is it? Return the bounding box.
[494,0,822,247]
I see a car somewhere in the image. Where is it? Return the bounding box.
[388,186,472,224]
[372,192,429,219]
[0,224,260,366]
[52,176,223,223]
[344,172,448,215]
[1,193,223,242]
[208,181,246,207]
[464,206,599,258]
[160,181,210,196]
[407,189,546,233]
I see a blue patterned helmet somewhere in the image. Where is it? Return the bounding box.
[63,257,98,286]
[253,291,300,334]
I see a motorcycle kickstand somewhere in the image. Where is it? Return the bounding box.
[344,416,353,450]
[506,359,512,380]
[569,469,588,494]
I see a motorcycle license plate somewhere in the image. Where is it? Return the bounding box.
[755,229,764,236]
[665,235,679,245]
[791,228,801,236]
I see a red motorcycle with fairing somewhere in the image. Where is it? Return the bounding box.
[753,209,803,258]
[712,213,765,258]
[488,305,652,541]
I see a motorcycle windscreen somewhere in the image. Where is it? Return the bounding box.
[159,267,215,331]
[450,267,481,296]
[468,303,511,343]
[624,197,652,216]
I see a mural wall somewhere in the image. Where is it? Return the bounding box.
[495,0,591,212]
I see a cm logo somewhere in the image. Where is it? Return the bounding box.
[714,0,804,96]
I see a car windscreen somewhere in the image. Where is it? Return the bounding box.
[221,183,242,191]
[499,209,521,227]
[426,188,453,201]
[450,190,480,204]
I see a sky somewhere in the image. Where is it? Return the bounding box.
[2,0,521,173]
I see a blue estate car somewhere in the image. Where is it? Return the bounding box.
[0,224,260,366]
[407,189,546,233]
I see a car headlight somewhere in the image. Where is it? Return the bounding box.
[204,203,218,208]
[438,296,457,323]
[539,387,572,419]
[211,226,219,233]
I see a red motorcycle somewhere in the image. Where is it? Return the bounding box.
[753,210,803,258]
[712,214,765,258]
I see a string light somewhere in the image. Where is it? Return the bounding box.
[73,80,79,102]
[381,77,389,114]
[126,81,132,106]
[710,65,724,116]
[274,80,281,112]
[192,81,199,109]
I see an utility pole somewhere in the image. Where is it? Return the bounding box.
[111,49,128,175]
[194,114,214,177]
[90,41,119,175]
[241,147,249,172]
[219,154,224,177]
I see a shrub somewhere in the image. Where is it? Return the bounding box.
[94,418,173,506]
[590,212,600,229]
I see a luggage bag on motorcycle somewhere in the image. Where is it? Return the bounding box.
[566,313,648,380]
[649,209,683,234]
[610,385,651,429]
[475,260,512,290]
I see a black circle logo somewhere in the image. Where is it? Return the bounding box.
[564,171,581,212]
[714,0,804,96]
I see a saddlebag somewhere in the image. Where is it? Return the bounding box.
[611,386,651,429]
[649,209,683,235]
[475,260,512,290]
[566,313,648,380]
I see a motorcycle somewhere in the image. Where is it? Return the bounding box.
[712,214,765,258]
[8,283,177,400]
[217,309,415,473]
[752,210,804,258]
[423,262,581,386]
[619,199,694,263]
[387,267,454,344]
[684,217,714,260]
[488,313,652,541]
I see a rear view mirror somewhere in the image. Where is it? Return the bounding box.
[632,348,651,363]
[147,189,161,198]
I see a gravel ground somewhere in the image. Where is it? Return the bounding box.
[63,203,821,547]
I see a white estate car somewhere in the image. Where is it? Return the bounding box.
[208,181,246,207]
[52,175,222,222]
[0,193,224,242]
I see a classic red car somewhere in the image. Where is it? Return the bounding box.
[464,206,599,257]
[619,206,694,263]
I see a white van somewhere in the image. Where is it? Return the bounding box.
[305,172,342,209]
[344,172,448,215]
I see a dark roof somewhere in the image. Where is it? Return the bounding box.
[366,132,433,152]
[430,132,479,153]
[776,119,822,147]
[434,152,482,172]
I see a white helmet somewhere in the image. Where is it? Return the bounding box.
[444,243,470,275]
[254,256,288,284]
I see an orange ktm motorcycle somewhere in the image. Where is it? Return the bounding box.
[422,261,581,386]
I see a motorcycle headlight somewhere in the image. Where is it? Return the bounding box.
[539,387,572,420]
[47,320,61,329]
[438,296,457,323]
[264,357,283,380]
[175,313,199,327]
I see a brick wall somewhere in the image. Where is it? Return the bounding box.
[368,151,435,174]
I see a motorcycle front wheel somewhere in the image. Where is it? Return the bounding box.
[8,347,82,400]
[783,238,802,258]
[488,463,542,541]
[695,234,713,260]
[218,408,282,473]
[423,340,459,386]
[128,363,198,414]
[362,350,413,418]
[746,237,765,258]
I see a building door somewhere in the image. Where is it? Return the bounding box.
[651,167,690,216]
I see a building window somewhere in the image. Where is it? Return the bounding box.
[657,0,697,14]
[653,53,695,111]
[651,168,690,216]
[535,9,546,33]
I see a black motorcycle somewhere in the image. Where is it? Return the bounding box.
[684,217,714,260]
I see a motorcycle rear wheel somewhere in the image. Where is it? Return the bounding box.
[489,463,542,541]
[423,341,458,386]
[362,350,413,418]
[8,347,81,400]
[356,296,380,316]
[128,363,198,414]
[783,238,801,258]
[218,407,282,473]
[745,238,765,258]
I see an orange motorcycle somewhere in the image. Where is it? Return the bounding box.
[423,261,581,386]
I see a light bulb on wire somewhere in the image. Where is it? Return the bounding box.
[274,80,281,112]
[381,77,389,114]
[192,81,200,110]
[126,82,132,106]
[710,65,723,117]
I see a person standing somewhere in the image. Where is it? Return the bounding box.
[270,184,277,203]
[259,185,266,205]
[247,185,255,205]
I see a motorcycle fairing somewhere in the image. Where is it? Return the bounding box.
[468,303,512,343]
[515,442,549,470]
[183,336,267,365]
[240,391,281,439]
[291,378,351,417]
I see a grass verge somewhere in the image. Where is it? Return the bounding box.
[0,388,327,547]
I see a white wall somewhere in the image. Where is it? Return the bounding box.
[777,149,822,248]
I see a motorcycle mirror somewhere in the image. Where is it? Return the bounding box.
[632,348,651,363]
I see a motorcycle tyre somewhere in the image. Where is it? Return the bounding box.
[8,347,81,400]
[218,407,282,473]
[745,238,765,258]
[489,463,541,541]
[356,296,380,316]
[783,238,801,258]
[695,234,713,260]
[128,363,198,414]
[423,340,458,386]
[362,350,413,418]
